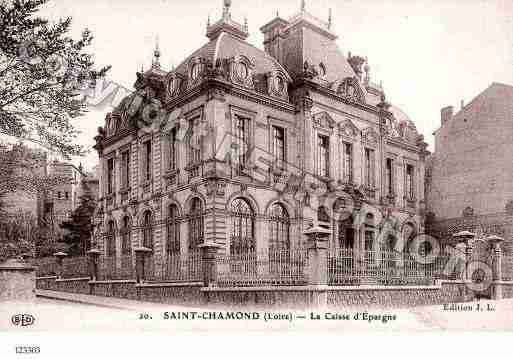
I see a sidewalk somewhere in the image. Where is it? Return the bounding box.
[36,289,199,311]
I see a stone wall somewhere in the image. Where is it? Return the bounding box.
[327,282,467,309]
[1,260,36,301]
[35,278,475,309]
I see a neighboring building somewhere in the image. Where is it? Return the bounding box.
[93,1,428,265]
[1,149,47,219]
[426,83,513,258]
[40,161,99,242]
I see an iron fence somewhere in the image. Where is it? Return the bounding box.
[33,256,58,277]
[98,255,135,280]
[61,256,90,279]
[328,248,457,286]
[216,248,308,287]
[145,251,203,282]
[502,252,513,281]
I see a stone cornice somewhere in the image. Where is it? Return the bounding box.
[386,137,423,154]
[163,78,295,114]
[291,79,381,116]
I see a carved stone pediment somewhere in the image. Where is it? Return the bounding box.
[312,111,335,131]
[333,77,365,104]
[338,118,359,140]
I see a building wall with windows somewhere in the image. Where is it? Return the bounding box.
[92,3,428,266]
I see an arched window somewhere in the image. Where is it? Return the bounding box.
[142,211,153,249]
[120,216,131,255]
[167,204,180,255]
[269,203,290,251]
[188,198,203,250]
[106,220,116,257]
[230,198,255,254]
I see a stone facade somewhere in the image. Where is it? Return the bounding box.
[92,2,428,269]
[426,83,513,268]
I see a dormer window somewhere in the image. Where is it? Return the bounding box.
[236,62,248,80]
[191,63,202,81]
[319,63,326,78]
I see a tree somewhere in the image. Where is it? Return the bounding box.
[0,0,110,159]
[59,181,95,256]
[0,209,38,263]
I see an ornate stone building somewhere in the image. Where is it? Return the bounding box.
[426,83,513,251]
[92,1,428,267]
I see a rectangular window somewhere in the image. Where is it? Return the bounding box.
[386,158,393,195]
[65,192,69,200]
[364,148,375,187]
[364,230,374,252]
[272,125,285,167]
[169,129,177,170]
[318,135,329,177]
[406,164,415,199]
[57,191,61,199]
[188,118,201,165]
[121,150,130,188]
[144,140,152,181]
[343,143,353,183]
[234,115,249,169]
[107,158,114,194]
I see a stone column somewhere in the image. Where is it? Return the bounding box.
[199,242,222,287]
[304,226,330,307]
[87,249,101,281]
[134,247,153,283]
[53,252,67,279]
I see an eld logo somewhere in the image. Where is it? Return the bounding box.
[11,314,35,327]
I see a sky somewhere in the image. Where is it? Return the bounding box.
[35,0,513,170]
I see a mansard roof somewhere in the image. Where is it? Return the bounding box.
[174,32,291,81]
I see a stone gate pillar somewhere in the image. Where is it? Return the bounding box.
[487,235,504,300]
[53,252,67,279]
[199,242,223,287]
[87,248,101,281]
[304,225,330,307]
[134,247,153,283]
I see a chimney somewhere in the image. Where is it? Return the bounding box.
[260,16,289,62]
[441,106,453,125]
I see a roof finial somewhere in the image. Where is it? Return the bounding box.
[244,17,248,32]
[223,0,231,20]
[364,56,370,85]
[301,0,306,12]
[207,14,210,28]
[152,35,161,69]
[276,10,279,18]
[328,8,332,29]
